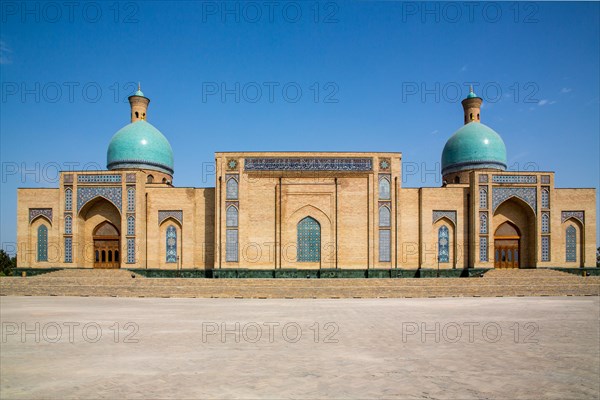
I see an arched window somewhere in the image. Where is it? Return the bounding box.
[565,225,576,262]
[379,206,390,227]
[480,212,487,234]
[541,188,550,209]
[147,175,154,183]
[541,213,550,233]
[65,215,72,235]
[65,188,72,211]
[127,215,135,236]
[37,225,48,262]
[454,176,460,184]
[469,112,473,121]
[479,187,487,209]
[297,217,320,262]
[127,187,135,211]
[226,178,238,200]
[438,225,449,263]
[166,225,177,263]
[379,177,390,200]
[226,206,238,227]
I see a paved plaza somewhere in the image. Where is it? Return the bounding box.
[1,296,599,399]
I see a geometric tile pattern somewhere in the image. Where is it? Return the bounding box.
[565,225,576,262]
[297,216,321,262]
[65,188,73,211]
[77,187,122,213]
[244,157,373,171]
[78,174,122,183]
[226,229,238,262]
[492,187,537,214]
[37,225,48,262]
[479,187,488,209]
[479,174,488,183]
[492,175,537,184]
[29,208,53,223]
[127,186,136,212]
[541,236,550,262]
[541,175,551,184]
[158,210,183,225]
[479,236,488,262]
[126,173,136,183]
[64,237,72,263]
[127,238,135,264]
[561,211,584,224]
[166,225,177,263]
[438,225,449,263]
[432,210,456,226]
[379,229,391,262]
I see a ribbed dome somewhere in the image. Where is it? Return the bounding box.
[107,121,174,175]
[441,122,507,175]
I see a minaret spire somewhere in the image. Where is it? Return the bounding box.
[461,85,482,125]
[128,84,150,123]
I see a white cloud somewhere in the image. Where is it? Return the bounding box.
[561,87,572,94]
[460,65,467,72]
[538,99,548,106]
[0,41,12,64]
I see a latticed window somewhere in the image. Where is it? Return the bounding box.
[127,216,135,236]
[64,237,72,263]
[226,178,238,200]
[37,225,48,262]
[226,229,238,262]
[379,206,390,227]
[379,177,391,200]
[566,225,576,262]
[226,206,238,227]
[166,225,177,263]
[65,215,72,234]
[480,237,488,261]
[541,236,550,262]
[65,188,72,211]
[541,213,550,233]
[480,212,487,234]
[127,238,135,263]
[541,188,550,209]
[479,187,487,209]
[127,187,136,211]
[297,217,320,262]
[379,230,391,262]
[438,225,449,263]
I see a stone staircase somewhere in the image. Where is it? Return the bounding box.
[1,268,598,298]
[484,268,578,278]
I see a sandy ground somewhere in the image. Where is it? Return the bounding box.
[1,296,599,399]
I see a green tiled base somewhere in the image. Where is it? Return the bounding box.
[14,268,62,277]
[550,267,600,276]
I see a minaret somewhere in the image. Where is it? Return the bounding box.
[461,85,482,124]
[128,83,150,123]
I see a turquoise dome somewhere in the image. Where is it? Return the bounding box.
[441,122,507,175]
[107,120,174,175]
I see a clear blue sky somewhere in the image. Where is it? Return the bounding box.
[1,1,599,252]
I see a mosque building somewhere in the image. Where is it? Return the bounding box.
[16,86,597,274]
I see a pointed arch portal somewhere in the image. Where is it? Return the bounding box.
[494,221,520,269]
[93,221,120,269]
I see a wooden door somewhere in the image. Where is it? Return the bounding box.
[494,222,521,269]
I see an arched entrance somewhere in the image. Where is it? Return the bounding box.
[494,222,520,268]
[93,221,120,268]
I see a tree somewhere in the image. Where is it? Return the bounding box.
[0,250,16,276]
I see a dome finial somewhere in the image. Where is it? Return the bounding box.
[138,82,141,91]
